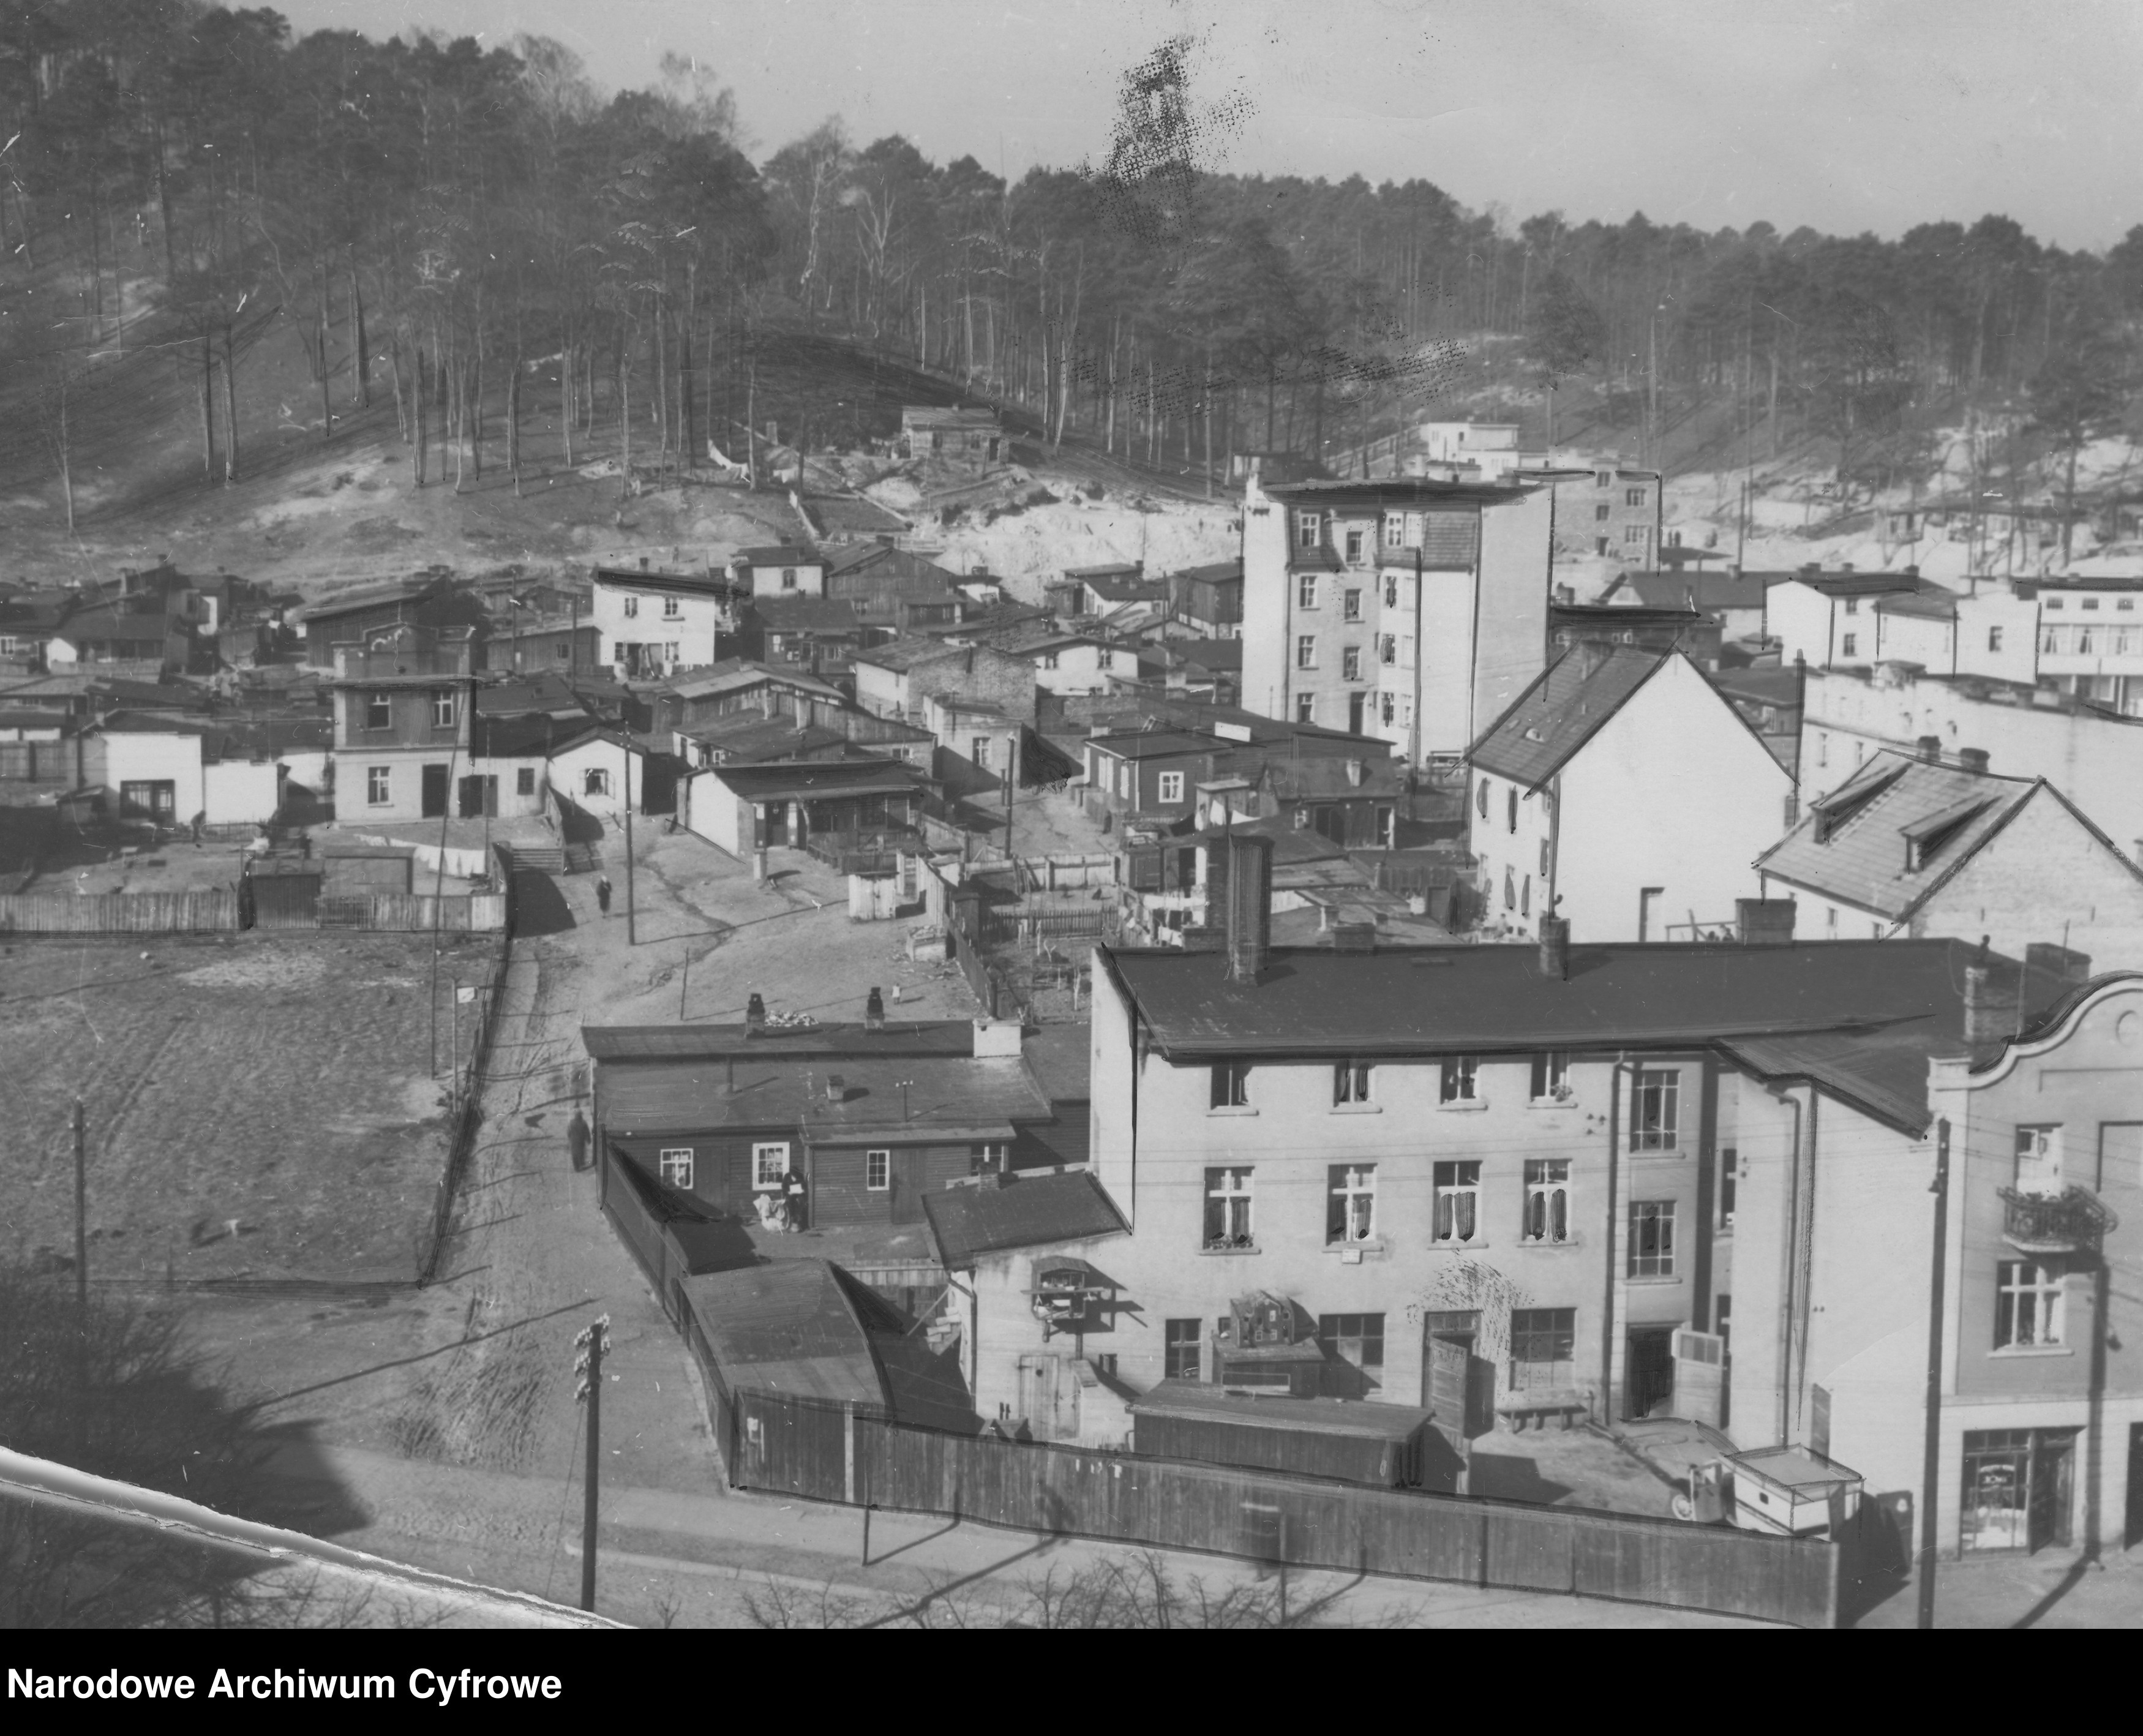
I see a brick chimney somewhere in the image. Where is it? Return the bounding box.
[1736,898,1796,945]
[1224,832,1274,984]
[1537,912,1569,979]
[1957,748,1990,774]
[745,991,766,1035]
[1915,735,1942,762]
[865,986,886,1031]
[1963,943,2021,1046]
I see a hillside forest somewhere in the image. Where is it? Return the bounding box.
[1,7,2140,532]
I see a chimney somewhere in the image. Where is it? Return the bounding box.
[1957,748,1990,774]
[1223,832,1274,983]
[825,1073,847,1103]
[972,1016,1023,1058]
[1736,898,1796,946]
[2025,942,2092,986]
[1537,912,1570,979]
[745,991,767,1035]
[1915,735,1942,763]
[1963,944,2022,1046]
[1783,789,1800,829]
[639,556,650,572]
[1332,922,1376,953]
[1180,925,1226,953]
[865,986,886,1031]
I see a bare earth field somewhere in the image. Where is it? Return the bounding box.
[0,931,497,1282]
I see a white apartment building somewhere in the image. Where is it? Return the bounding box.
[590,563,738,680]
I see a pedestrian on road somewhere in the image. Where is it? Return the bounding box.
[567,1108,590,1173]
[783,1168,808,1233]
[596,874,612,917]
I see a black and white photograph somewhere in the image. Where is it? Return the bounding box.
[2,0,2141,1639]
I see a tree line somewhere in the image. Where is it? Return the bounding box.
[0,8,2135,525]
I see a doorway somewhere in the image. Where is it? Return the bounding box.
[1626,1326,1676,1420]
[1962,1428,2078,1553]
[1348,691,1367,734]
[421,762,449,819]
[887,1151,927,1225]
[458,774,498,818]
[2127,1424,2142,1550]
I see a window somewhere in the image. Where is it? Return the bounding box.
[432,689,456,729]
[1530,1051,1570,1101]
[367,766,391,806]
[1521,874,1531,915]
[1295,694,1316,724]
[663,642,680,665]
[555,642,571,659]
[1989,626,2004,653]
[1296,513,1320,549]
[1539,837,1551,877]
[1624,525,1648,545]
[1318,1313,1384,1388]
[2045,596,2064,611]
[1297,576,1318,611]
[517,767,536,797]
[1844,596,1860,616]
[1327,1164,1376,1243]
[366,691,391,731]
[1334,1061,1373,1105]
[1994,1261,2065,1347]
[1383,517,1404,550]
[1440,1056,1479,1103]
[2014,1125,2063,1195]
[971,735,993,770]
[1719,1146,1738,1230]
[1296,634,1316,669]
[1164,1318,1202,1380]
[1204,1167,1254,1247]
[1343,588,1362,621]
[781,568,798,590]
[2084,597,2101,611]
[1210,1062,1251,1109]
[662,595,682,618]
[1342,646,1362,681]
[1433,1161,1481,1242]
[1379,691,1396,724]
[659,1148,694,1189]
[1629,1200,1676,1277]
[1594,504,1611,522]
[1383,574,1398,606]
[623,594,639,617]
[866,1149,890,1191]
[752,1143,789,1190]
[1157,771,1185,803]
[1477,778,1490,820]
[1345,529,1364,563]
[1523,1160,1571,1243]
[584,767,610,798]
[1509,1308,1576,1390]
[1844,633,1861,657]
[1630,1068,1681,1151]
[1595,470,1613,489]
[1504,867,1516,910]
[1379,633,1396,664]
[1626,487,1647,508]
[1041,651,1059,669]
[1507,787,1518,833]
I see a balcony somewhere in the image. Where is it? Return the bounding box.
[2000,1186,2119,1257]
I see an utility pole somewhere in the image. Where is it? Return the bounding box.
[624,799,637,947]
[72,1097,87,1310]
[574,1314,612,1614]
[1917,1118,1950,1631]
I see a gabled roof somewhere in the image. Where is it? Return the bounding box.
[923,1170,1128,1268]
[1765,569,1937,599]
[1467,646,1672,791]
[666,661,844,703]
[679,1261,887,1409]
[849,638,970,673]
[598,1051,1047,1141]
[1173,639,1244,671]
[591,567,738,599]
[1167,559,1244,586]
[734,544,822,566]
[700,757,923,800]
[1608,570,1768,613]
[1753,751,2076,920]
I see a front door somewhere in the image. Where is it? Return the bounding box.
[2128,1425,2143,1550]
[2030,1431,2076,1552]
[457,775,486,818]
[888,1151,928,1225]
[421,762,449,819]
[1626,1326,1676,1420]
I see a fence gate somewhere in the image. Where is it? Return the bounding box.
[248,871,320,930]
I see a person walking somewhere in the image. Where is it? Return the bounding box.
[783,1167,808,1233]
[566,1108,590,1173]
[595,873,612,917]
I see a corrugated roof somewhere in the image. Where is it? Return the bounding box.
[1754,751,2046,919]
[1101,937,2072,1133]
[1468,646,1668,790]
[680,1261,886,1408]
[923,1170,1128,1266]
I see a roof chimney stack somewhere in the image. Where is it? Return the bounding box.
[1915,735,1942,763]
[745,991,766,1035]
[1958,748,1990,774]
[865,986,886,1031]
[1537,912,1569,980]
[1736,898,1796,946]
[1963,941,2022,1047]
[1223,832,1274,985]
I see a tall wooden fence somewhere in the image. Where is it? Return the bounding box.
[0,890,239,933]
[717,1387,1844,1629]
[418,936,512,1282]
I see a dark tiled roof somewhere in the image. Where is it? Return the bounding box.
[680,1261,886,1408]
[1086,730,1217,761]
[735,545,822,565]
[1754,751,2054,919]
[1174,639,1244,670]
[702,758,922,800]
[1874,590,1958,620]
[1765,571,1935,598]
[585,1021,977,1063]
[1468,647,1668,789]
[1263,478,1528,508]
[1100,938,2073,1133]
[1168,560,1244,585]
[923,1170,1127,1267]
[1611,571,1768,612]
[598,1053,1047,1140]
[471,714,564,758]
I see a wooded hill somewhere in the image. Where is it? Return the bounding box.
[0,9,2137,538]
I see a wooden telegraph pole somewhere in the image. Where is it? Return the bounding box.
[574,1314,612,1612]
[625,801,637,947]
[73,1097,88,1310]
[1918,1118,1950,1630]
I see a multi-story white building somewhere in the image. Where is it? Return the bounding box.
[590,562,739,680]
[1241,475,1554,767]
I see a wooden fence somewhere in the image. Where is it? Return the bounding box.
[0,890,239,933]
[318,893,507,933]
[418,936,512,1283]
[719,1387,1843,1629]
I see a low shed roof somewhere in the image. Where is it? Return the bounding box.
[680,1261,886,1409]
[1131,1381,1433,1442]
[923,1170,1127,1267]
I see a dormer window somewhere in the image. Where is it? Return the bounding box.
[1901,798,1990,872]
[1296,513,1320,549]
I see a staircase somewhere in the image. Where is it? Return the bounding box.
[500,843,566,876]
[563,842,604,876]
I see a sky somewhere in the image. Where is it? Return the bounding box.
[271,0,2143,252]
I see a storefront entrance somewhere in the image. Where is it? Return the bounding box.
[1962,1428,2077,1554]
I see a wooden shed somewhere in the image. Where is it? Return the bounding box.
[1129,1381,1436,1489]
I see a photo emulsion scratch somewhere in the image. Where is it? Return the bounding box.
[0,0,2138,1650]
